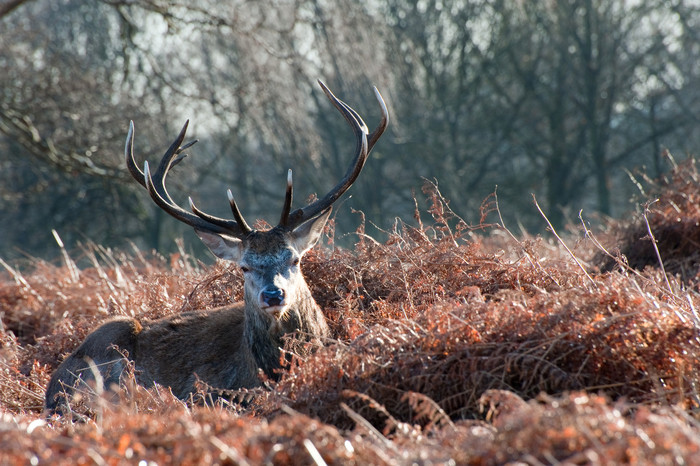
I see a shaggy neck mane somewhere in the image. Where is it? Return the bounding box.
[244,283,328,379]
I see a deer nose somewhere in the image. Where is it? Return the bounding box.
[261,288,285,307]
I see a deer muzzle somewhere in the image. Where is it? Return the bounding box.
[260,288,286,315]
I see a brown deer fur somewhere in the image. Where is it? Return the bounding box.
[45,219,332,411]
[44,81,387,413]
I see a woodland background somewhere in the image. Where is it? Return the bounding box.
[2,1,700,464]
[2,0,700,261]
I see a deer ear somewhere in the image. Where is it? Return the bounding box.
[290,208,332,254]
[195,230,244,262]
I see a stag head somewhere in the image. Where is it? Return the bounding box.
[125,81,388,320]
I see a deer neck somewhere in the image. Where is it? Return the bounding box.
[243,282,329,379]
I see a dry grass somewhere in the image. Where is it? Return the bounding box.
[598,152,700,283]
[1,160,700,464]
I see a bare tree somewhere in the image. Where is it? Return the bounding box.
[471,0,699,226]
[0,0,32,18]
[1,0,400,258]
[2,0,699,261]
[0,1,157,257]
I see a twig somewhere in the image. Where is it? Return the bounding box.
[339,402,393,449]
[643,200,673,294]
[210,437,251,465]
[0,257,46,305]
[494,187,538,271]
[52,229,80,283]
[577,210,620,264]
[532,195,597,289]
[577,210,686,306]
[303,439,328,466]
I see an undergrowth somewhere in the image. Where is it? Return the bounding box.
[1,161,700,464]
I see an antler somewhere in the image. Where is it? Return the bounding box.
[125,81,388,237]
[125,120,252,237]
[281,80,389,229]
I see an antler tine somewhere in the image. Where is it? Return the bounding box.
[126,120,194,189]
[142,162,242,236]
[284,81,386,229]
[125,121,146,189]
[227,189,252,234]
[128,121,249,238]
[279,169,293,227]
[320,83,389,152]
[188,194,250,235]
[368,86,389,152]
[151,121,190,204]
[318,81,369,140]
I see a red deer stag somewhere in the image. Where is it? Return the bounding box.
[45,81,388,412]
